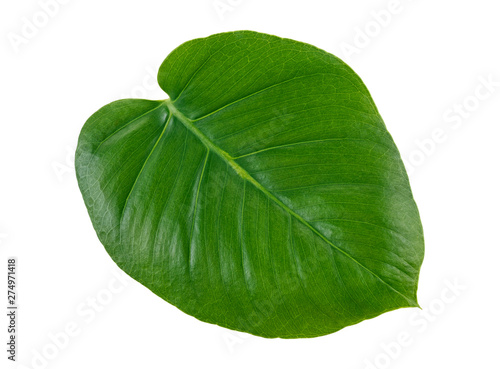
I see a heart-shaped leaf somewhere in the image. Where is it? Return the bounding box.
[76,31,424,338]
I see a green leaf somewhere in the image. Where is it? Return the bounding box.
[76,31,424,338]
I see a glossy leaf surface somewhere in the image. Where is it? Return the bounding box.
[76,31,424,338]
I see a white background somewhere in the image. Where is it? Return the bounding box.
[1,0,499,368]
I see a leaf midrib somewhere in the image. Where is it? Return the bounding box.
[164,99,416,306]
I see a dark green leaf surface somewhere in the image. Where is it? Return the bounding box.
[76,31,424,338]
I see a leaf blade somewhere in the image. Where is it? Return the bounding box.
[76,31,424,338]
